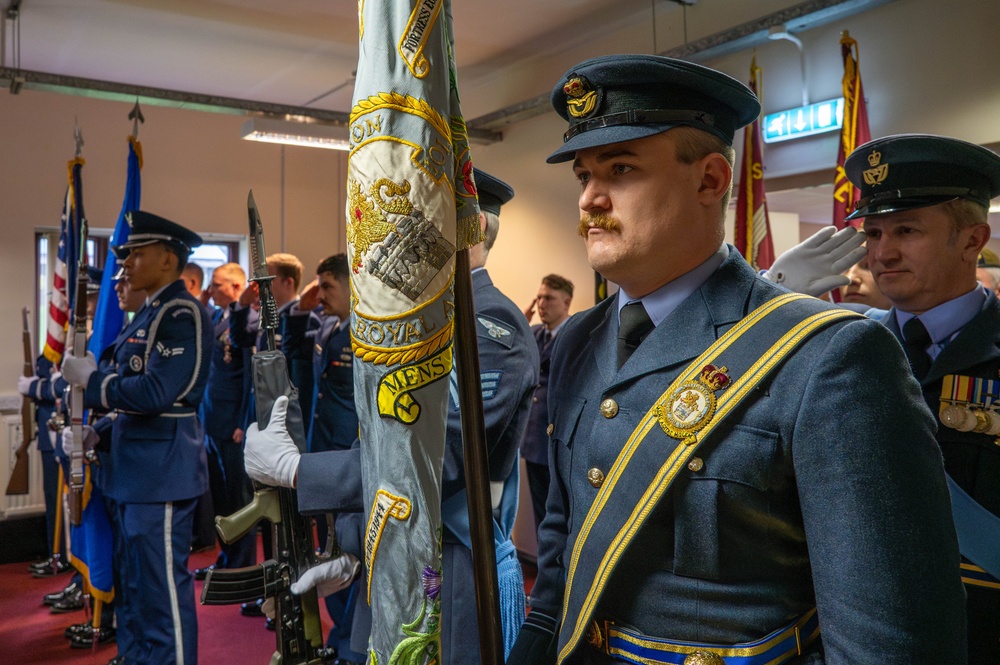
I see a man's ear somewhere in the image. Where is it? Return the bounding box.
[697,153,733,206]
[964,223,992,262]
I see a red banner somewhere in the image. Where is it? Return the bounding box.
[832,31,871,229]
[734,56,774,270]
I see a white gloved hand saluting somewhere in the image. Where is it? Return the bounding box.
[61,351,98,387]
[290,554,361,598]
[762,226,867,297]
[16,375,34,396]
[61,425,99,456]
[244,395,301,488]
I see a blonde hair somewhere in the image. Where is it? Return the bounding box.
[215,262,246,288]
[670,126,737,211]
[267,253,303,290]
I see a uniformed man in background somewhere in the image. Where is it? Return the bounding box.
[62,211,213,665]
[508,54,966,664]
[843,133,1000,664]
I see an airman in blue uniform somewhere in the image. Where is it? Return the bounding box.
[508,55,966,665]
[844,134,1000,665]
[242,170,540,664]
[62,210,212,665]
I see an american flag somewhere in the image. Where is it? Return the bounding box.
[42,159,84,365]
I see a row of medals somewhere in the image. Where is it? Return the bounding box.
[940,402,1000,441]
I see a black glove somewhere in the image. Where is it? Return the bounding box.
[506,608,558,665]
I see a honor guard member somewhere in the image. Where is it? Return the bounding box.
[193,263,256,580]
[508,55,966,665]
[61,210,213,665]
[843,134,1000,664]
[242,169,541,664]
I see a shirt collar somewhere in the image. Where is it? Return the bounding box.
[895,285,987,346]
[617,244,728,326]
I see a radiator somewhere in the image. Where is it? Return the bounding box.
[1,408,47,520]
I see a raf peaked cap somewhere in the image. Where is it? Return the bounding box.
[547,54,761,163]
[474,169,514,216]
[86,266,103,293]
[114,210,203,257]
[845,134,1000,221]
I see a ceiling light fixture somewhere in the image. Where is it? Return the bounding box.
[241,116,351,151]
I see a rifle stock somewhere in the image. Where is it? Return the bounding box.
[5,307,34,496]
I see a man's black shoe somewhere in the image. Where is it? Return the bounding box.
[44,582,79,606]
[70,626,117,648]
[64,621,92,639]
[107,655,124,665]
[240,599,265,617]
[32,559,72,578]
[50,587,84,613]
[28,556,58,572]
[193,564,215,581]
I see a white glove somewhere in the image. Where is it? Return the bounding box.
[290,554,361,597]
[16,375,34,396]
[62,351,98,387]
[61,425,98,456]
[244,395,301,488]
[762,226,867,297]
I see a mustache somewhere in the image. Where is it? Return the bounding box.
[577,213,621,238]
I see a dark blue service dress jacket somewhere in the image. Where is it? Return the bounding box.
[307,316,357,453]
[521,323,555,466]
[531,249,966,664]
[82,279,212,503]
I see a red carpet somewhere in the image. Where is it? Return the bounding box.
[0,544,328,665]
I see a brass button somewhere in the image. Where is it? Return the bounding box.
[533,397,538,403]
[687,457,704,472]
[600,398,619,418]
[587,468,605,488]
[317,392,323,399]
[546,423,554,436]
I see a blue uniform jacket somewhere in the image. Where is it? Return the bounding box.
[880,294,1000,664]
[82,280,212,503]
[307,316,357,453]
[520,324,554,466]
[532,250,966,663]
[27,355,66,454]
[200,305,252,441]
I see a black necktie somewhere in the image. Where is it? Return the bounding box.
[618,301,654,369]
[540,329,552,349]
[902,317,932,380]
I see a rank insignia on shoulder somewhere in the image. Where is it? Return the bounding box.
[939,374,1000,437]
[655,364,730,444]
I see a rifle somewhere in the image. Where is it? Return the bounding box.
[68,212,89,527]
[200,190,333,665]
[6,307,35,496]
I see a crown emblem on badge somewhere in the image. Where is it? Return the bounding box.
[656,364,732,444]
[563,75,599,119]
[863,149,889,186]
[699,364,730,391]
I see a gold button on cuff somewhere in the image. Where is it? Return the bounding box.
[587,468,605,488]
[546,423,554,436]
[687,457,704,472]
[600,398,619,419]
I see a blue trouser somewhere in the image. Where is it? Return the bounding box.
[110,497,199,665]
[205,432,256,568]
[41,449,61,555]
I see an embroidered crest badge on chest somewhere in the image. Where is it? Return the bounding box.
[656,364,730,444]
[129,355,143,372]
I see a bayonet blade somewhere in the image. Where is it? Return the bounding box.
[246,189,278,350]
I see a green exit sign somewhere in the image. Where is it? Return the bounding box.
[762,98,844,143]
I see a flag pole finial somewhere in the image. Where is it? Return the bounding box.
[73,119,84,158]
[129,99,145,139]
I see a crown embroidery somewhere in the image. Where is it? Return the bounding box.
[863,149,889,186]
[564,75,599,119]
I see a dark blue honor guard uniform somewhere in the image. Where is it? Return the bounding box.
[80,212,212,665]
[522,322,556,530]
[291,171,540,664]
[25,356,67,560]
[510,55,967,665]
[200,303,255,570]
[844,134,1000,665]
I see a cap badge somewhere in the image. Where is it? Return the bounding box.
[564,76,599,119]
[655,364,731,444]
[125,212,134,229]
[863,149,889,186]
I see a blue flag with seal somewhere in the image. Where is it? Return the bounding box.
[348,1,481,661]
